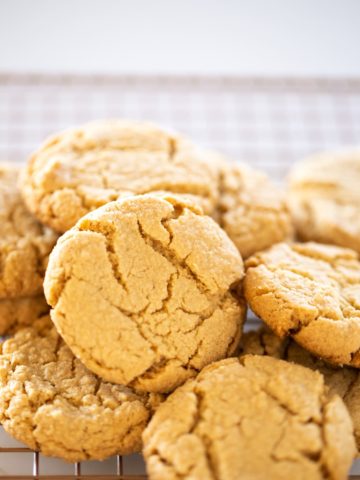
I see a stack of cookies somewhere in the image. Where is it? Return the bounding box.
[0,120,358,480]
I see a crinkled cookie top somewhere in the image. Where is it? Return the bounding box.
[143,355,355,480]
[0,316,162,462]
[0,163,58,298]
[288,150,360,252]
[45,193,246,393]
[241,327,360,451]
[218,162,293,258]
[21,120,220,232]
[244,242,360,367]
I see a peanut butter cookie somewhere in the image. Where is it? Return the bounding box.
[244,242,360,367]
[289,150,360,252]
[0,294,49,335]
[0,316,163,462]
[45,194,246,393]
[218,162,293,258]
[21,120,220,233]
[143,355,355,480]
[241,327,360,451]
[0,163,58,298]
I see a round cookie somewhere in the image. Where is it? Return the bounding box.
[288,150,360,252]
[244,242,360,367]
[218,162,293,258]
[143,355,355,480]
[0,163,58,298]
[21,120,220,233]
[44,194,246,394]
[0,295,49,336]
[241,327,360,451]
[0,316,163,462]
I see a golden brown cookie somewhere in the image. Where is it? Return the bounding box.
[20,120,220,233]
[218,162,293,258]
[45,194,246,394]
[0,316,163,462]
[0,163,58,298]
[288,150,360,252]
[143,355,355,480]
[241,327,360,451]
[244,242,360,367]
[0,294,49,335]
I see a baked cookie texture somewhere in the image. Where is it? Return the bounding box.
[21,120,220,233]
[0,316,163,462]
[244,242,360,367]
[44,194,246,394]
[0,163,58,298]
[0,295,49,335]
[143,355,355,480]
[288,150,360,253]
[241,327,360,451]
[218,162,293,258]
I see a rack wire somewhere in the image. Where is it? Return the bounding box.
[0,74,360,478]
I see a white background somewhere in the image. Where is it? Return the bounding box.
[0,0,359,77]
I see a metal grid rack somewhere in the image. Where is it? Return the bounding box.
[0,74,360,479]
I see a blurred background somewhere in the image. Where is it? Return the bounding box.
[0,0,359,177]
[0,0,360,477]
[1,0,360,77]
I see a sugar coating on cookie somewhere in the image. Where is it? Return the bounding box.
[45,194,246,393]
[244,242,360,367]
[0,316,163,462]
[143,355,355,480]
[218,162,293,258]
[288,150,360,252]
[241,327,360,451]
[0,163,58,298]
[21,120,220,233]
[0,295,49,335]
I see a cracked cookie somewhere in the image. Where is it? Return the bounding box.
[0,316,163,462]
[241,327,360,451]
[44,194,246,393]
[218,162,293,258]
[0,163,58,298]
[143,355,355,480]
[288,150,360,253]
[244,242,360,367]
[20,120,220,233]
[0,294,49,336]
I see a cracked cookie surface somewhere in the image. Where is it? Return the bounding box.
[0,294,49,335]
[244,242,360,367]
[21,120,220,233]
[44,194,246,393]
[288,150,360,253]
[0,316,163,462]
[0,163,58,298]
[142,354,355,480]
[218,162,293,258]
[241,327,360,451]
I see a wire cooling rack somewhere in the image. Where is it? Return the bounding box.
[0,74,360,479]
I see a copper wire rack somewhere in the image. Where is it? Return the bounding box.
[0,74,360,479]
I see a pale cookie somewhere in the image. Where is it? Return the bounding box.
[0,295,49,336]
[0,163,58,298]
[0,316,163,462]
[45,194,246,393]
[241,327,360,451]
[143,355,355,480]
[288,150,360,252]
[244,242,360,367]
[21,120,220,233]
[218,162,292,258]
